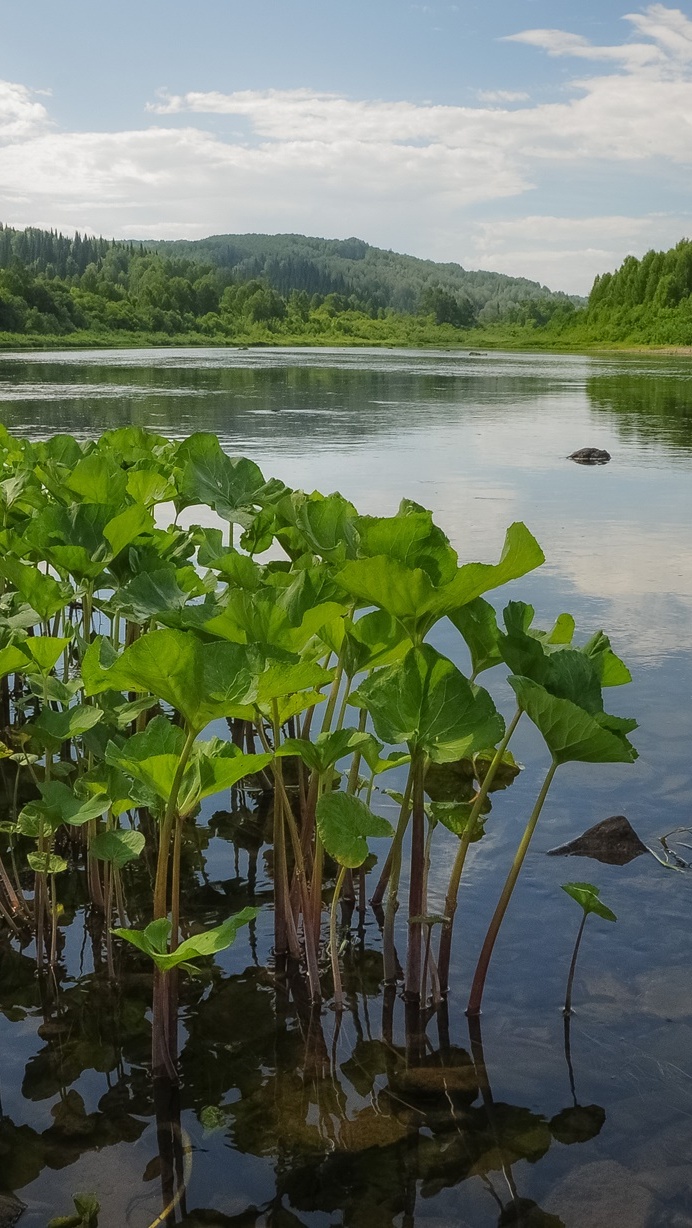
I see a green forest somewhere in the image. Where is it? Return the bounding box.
[0,222,692,349]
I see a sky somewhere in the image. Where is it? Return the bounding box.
[1,1,692,293]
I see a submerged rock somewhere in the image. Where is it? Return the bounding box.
[568,447,611,464]
[547,815,648,865]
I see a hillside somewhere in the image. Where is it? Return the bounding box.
[0,222,582,346]
[146,232,581,322]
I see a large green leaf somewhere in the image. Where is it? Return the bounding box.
[64,453,128,505]
[28,704,104,751]
[0,642,31,679]
[342,609,409,676]
[84,630,259,733]
[0,557,74,621]
[449,597,503,677]
[103,502,153,556]
[562,881,617,922]
[112,907,258,971]
[352,644,504,762]
[581,631,632,687]
[337,522,544,639]
[177,433,283,520]
[316,791,393,868]
[107,720,271,813]
[27,852,68,875]
[355,506,457,584]
[23,636,71,674]
[508,675,638,764]
[90,829,146,868]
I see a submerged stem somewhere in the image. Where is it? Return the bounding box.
[330,864,347,1011]
[438,707,522,994]
[564,911,588,1017]
[467,757,558,1017]
[382,764,414,982]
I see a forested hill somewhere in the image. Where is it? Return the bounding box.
[0,221,581,345]
[582,238,692,344]
[146,232,579,322]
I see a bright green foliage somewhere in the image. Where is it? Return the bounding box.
[337,522,544,642]
[562,882,617,923]
[107,722,272,816]
[112,908,258,971]
[353,644,503,762]
[316,792,394,868]
[18,782,110,836]
[508,676,638,764]
[0,557,73,621]
[0,423,638,1025]
[277,728,374,775]
[28,704,104,751]
[90,829,146,868]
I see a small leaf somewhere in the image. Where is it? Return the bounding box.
[561,881,617,922]
[90,829,145,868]
[316,792,393,868]
[28,852,68,875]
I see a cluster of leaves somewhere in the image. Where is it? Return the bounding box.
[0,424,635,1014]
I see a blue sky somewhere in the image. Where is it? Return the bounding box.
[0,1,691,292]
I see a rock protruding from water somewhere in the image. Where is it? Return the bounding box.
[568,447,611,465]
[547,815,648,865]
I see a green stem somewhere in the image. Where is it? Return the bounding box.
[467,757,558,1016]
[330,864,347,1011]
[438,707,522,994]
[564,912,588,1017]
[405,749,427,1000]
[382,764,414,981]
[153,726,197,921]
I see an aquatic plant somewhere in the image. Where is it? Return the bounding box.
[560,881,617,1016]
[0,424,637,1084]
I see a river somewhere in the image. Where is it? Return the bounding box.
[0,346,691,1228]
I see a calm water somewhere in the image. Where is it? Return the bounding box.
[1,347,692,1228]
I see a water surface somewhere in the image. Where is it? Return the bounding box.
[1,347,692,1228]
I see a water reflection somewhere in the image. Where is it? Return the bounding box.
[0,921,609,1228]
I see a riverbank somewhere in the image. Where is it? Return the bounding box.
[0,327,682,355]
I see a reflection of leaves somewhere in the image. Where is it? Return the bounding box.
[498,1198,565,1227]
[549,1104,606,1145]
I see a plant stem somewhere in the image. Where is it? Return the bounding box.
[564,911,588,1017]
[153,726,197,921]
[330,864,347,1011]
[382,763,414,982]
[405,749,426,1000]
[467,757,558,1017]
[438,707,522,994]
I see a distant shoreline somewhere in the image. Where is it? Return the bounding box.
[1,334,691,357]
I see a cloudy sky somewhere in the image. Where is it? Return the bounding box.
[2,0,692,293]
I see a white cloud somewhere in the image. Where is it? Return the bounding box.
[0,82,50,143]
[467,213,692,293]
[3,7,692,289]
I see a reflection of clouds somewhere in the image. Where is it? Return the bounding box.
[544,523,692,661]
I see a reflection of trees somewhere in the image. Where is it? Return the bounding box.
[0,356,563,445]
[588,371,692,452]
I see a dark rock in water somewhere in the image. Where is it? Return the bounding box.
[547,815,648,865]
[0,1194,25,1228]
[568,447,611,465]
